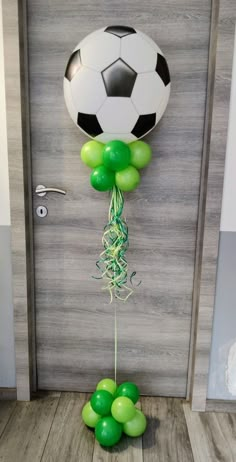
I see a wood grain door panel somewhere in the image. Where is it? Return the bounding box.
[28,0,211,395]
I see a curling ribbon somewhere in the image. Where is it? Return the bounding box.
[96,186,133,302]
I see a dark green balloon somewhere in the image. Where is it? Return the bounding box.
[91,390,113,416]
[115,382,140,404]
[103,140,131,172]
[95,416,122,447]
[90,165,115,191]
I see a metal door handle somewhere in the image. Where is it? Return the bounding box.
[35,184,66,197]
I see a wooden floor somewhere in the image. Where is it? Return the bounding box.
[0,393,236,461]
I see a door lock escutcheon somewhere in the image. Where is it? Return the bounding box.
[36,205,48,218]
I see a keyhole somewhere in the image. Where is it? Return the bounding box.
[36,205,48,218]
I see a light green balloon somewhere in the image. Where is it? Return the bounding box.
[129,141,152,169]
[96,378,117,396]
[111,396,136,423]
[81,141,104,168]
[123,409,147,437]
[82,401,101,428]
[115,166,140,192]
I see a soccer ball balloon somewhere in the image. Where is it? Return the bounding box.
[64,25,171,143]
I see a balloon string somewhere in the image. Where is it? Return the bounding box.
[114,304,117,383]
[94,185,134,301]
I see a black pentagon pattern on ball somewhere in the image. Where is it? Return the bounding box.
[102,59,137,97]
[77,113,103,137]
[105,25,136,38]
[156,53,170,86]
[65,49,82,82]
[132,113,156,138]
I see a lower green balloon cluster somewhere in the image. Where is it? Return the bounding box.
[82,378,147,447]
[81,139,152,192]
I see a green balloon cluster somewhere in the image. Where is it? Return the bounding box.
[80,139,152,192]
[82,378,147,447]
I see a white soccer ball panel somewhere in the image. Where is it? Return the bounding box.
[131,72,166,114]
[95,132,137,144]
[70,67,106,113]
[73,28,105,52]
[155,84,171,123]
[63,77,78,125]
[81,33,120,71]
[137,30,164,55]
[120,33,157,73]
[97,98,138,133]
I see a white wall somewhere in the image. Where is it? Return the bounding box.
[220,26,236,233]
[0,0,16,388]
[0,0,10,226]
[207,27,236,400]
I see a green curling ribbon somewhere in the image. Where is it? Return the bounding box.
[96,185,133,302]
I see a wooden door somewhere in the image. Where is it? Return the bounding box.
[29,0,211,396]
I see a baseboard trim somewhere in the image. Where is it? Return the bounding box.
[0,388,17,400]
[206,399,236,413]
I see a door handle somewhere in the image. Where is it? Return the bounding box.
[35,184,66,197]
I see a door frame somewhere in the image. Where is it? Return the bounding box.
[2,0,235,409]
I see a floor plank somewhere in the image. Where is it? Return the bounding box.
[183,403,212,462]
[184,403,236,462]
[41,392,94,462]
[92,402,143,462]
[0,401,16,438]
[142,397,194,462]
[215,413,236,460]
[2,394,236,462]
[92,436,143,462]
[0,392,60,462]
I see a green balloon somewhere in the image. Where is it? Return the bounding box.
[95,416,122,447]
[91,390,113,416]
[90,166,115,191]
[82,401,101,428]
[115,166,140,192]
[123,409,147,437]
[96,378,117,396]
[115,382,140,404]
[81,141,104,168]
[111,396,136,424]
[103,140,131,171]
[129,141,152,169]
